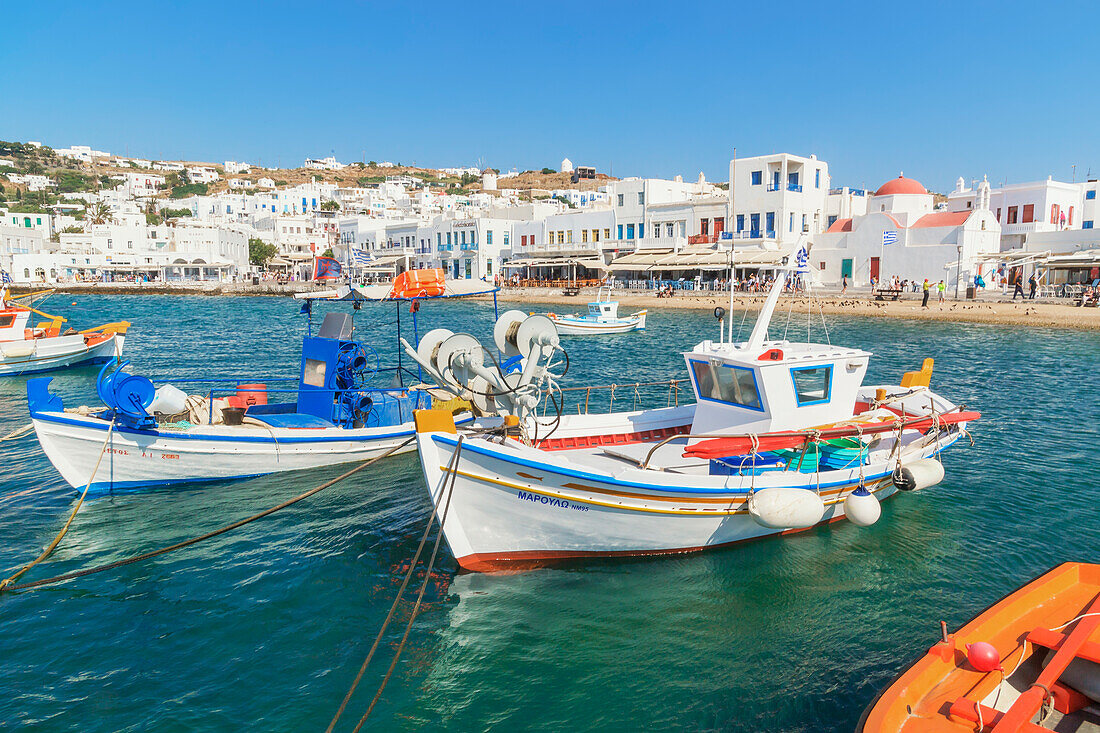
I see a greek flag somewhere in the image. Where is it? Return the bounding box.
[882,230,898,246]
[0,270,11,284]
[352,249,373,266]
[794,246,809,272]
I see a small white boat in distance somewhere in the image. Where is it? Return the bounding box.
[548,288,646,335]
[0,286,128,377]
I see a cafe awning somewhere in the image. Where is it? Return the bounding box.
[504,256,608,271]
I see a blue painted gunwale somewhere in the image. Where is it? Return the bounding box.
[32,409,473,445]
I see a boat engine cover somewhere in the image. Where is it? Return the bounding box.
[748,487,825,529]
[892,458,945,491]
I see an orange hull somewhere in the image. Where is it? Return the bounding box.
[860,562,1100,732]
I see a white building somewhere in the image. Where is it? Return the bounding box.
[6,173,55,191]
[813,174,1000,291]
[1,210,53,272]
[560,158,574,174]
[825,186,870,229]
[187,166,220,184]
[947,176,1086,250]
[550,189,610,208]
[153,161,186,172]
[229,178,255,189]
[304,156,346,171]
[418,215,513,281]
[440,166,481,177]
[729,153,829,247]
[113,171,165,198]
[55,145,110,164]
[608,176,722,251]
[224,161,251,175]
[257,177,276,189]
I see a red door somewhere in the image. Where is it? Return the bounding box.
[714,217,725,236]
[870,257,880,281]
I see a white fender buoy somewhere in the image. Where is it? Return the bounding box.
[748,487,825,529]
[892,459,945,492]
[843,486,881,527]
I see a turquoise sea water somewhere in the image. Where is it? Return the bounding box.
[1,294,1098,731]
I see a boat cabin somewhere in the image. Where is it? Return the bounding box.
[587,300,620,321]
[684,339,871,434]
[0,307,32,342]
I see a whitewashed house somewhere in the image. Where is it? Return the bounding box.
[947,176,1086,250]
[187,166,220,184]
[729,153,829,248]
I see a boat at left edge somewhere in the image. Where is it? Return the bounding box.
[0,285,128,376]
[25,270,495,493]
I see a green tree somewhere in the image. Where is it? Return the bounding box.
[320,199,340,211]
[321,248,334,258]
[87,200,114,225]
[249,237,278,266]
[541,167,555,174]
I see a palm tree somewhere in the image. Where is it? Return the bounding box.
[87,200,114,225]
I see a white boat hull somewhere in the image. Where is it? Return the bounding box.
[0,333,124,376]
[31,407,471,492]
[416,423,961,572]
[549,311,647,335]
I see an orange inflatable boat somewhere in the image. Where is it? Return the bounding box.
[859,562,1100,731]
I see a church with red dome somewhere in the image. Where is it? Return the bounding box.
[812,172,1001,291]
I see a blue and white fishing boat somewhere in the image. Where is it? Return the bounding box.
[27,272,493,493]
[548,287,647,335]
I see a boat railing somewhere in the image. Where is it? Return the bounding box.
[151,367,424,423]
[542,379,686,416]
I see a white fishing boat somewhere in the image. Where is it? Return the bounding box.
[27,271,491,493]
[547,288,646,335]
[410,247,979,571]
[0,286,128,376]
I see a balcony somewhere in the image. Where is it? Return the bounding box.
[788,184,802,193]
[766,183,782,192]
[688,234,719,245]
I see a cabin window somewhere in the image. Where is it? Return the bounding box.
[0,315,15,328]
[790,365,832,406]
[689,360,763,411]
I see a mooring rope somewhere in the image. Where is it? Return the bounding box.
[1,418,116,591]
[0,423,34,442]
[327,435,465,733]
[352,437,464,730]
[0,434,416,594]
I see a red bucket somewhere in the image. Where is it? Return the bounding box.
[236,383,268,407]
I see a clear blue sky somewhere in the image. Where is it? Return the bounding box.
[2,1,1097,192]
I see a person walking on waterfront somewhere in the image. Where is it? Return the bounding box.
[1028,273,1038,299]
[841,274,848,294]
[1013,274,1024,299]
[921,279,930,308]
[937,279,946,304]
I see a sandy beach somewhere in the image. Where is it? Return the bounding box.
[495,287,1100,331]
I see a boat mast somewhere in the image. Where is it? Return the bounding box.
[727,147,736,343]
[745,267,788,350]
